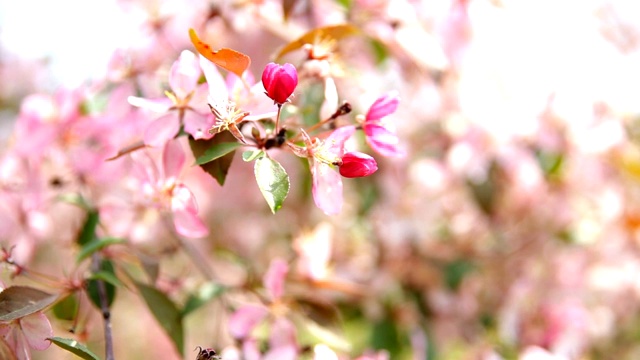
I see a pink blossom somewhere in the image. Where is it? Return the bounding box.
[13,89,84,158]
[362,92,405,157]
[228,258,299,359]
[261,63,298,105]
[200,56,276,142]
[133,139,208,238]
[288,127,356,215]
[263,259,289,301]
[128,50,212,146]
[228,305,269,339]
[339,152,378,178]
[0,312,53,360]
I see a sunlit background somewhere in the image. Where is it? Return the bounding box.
[2,0,640,359]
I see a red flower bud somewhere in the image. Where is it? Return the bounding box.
[339,152,378,178]
[261,62,298,105]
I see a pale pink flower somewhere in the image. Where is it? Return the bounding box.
[228,305,270,339]
[13,89,84,158]
[228,258,298,359]
[263,259,289,301]
[132,139,208,238]
[128,50,212,146]
[436,0,473,67]
[201,56,276,142]
[288,127,356,215]
[361,92,405,157]
[0,312,52,360]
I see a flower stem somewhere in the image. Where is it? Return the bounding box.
[274,104,283,134]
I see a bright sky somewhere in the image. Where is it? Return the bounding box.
[0,0,139,87]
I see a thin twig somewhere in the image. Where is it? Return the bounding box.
[91,253,115,360]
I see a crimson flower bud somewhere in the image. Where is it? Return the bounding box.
[339,152,378,178]
[261,62,298,105]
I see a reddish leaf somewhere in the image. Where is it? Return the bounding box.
[189,29,250,78]
[0,286,58,322]
[275,24,360,61]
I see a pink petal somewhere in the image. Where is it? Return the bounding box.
[162,139,185,180]
[183,111,214,140]
[241,339,262,360]
[20,313,52,351]
[365,92,399,121]
[312,162,343,215]
[200,55,229,101]
[13,333,29,360]
[130,151,160,187]
[263,346,297,360]
[364,124,405,157]
[172,208,209,238]
[127,96,173,113]
[227,70,255,100]
[263,259,289,301]
[228,305,269,339]
[324,126,356,156]
[169,50,201,99]
[171,185,199,214]
[190,83,212,112]
[143,114,180,147]
[268,317,296,349]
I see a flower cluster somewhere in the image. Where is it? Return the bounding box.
[1,0,639,359]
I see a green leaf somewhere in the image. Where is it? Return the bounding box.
[135,282,184,355]
[48,337,100,360]
[194,141,243,165]
[52,294,79,321]
[242,149,264,162]
[254,156,290,213]
[181,282,226,316]
[55,193,92,211]
[535,149,564,178]
[189,132,237,186]
[86,260,117,309]
[334,0,353,10]
[371,317,402,356]
[368,38,390,65]
[76,237,126,263]
[78,209,99,246]
[443,260,475,291]
[0,286,58,322]
[88,270,123,288]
